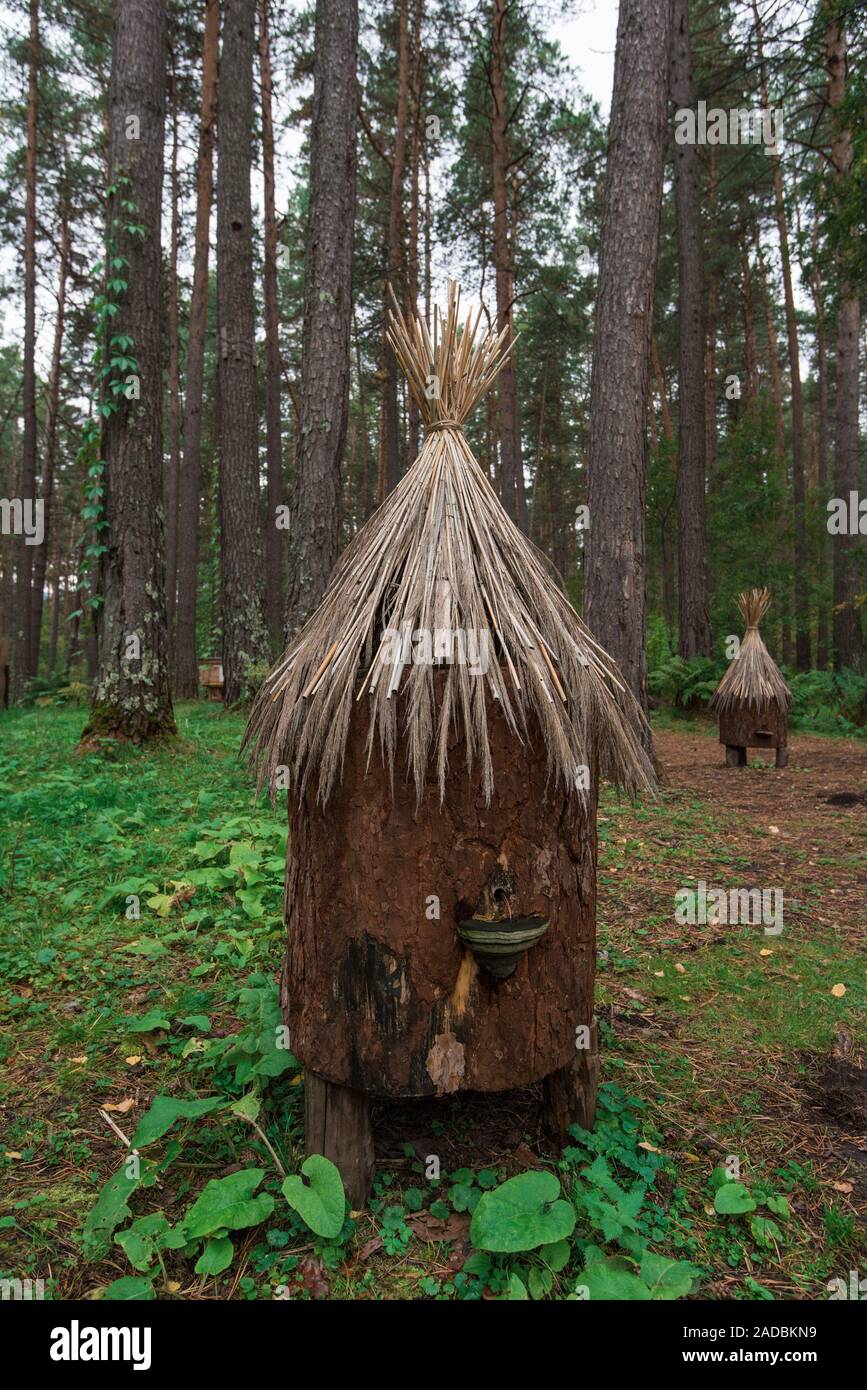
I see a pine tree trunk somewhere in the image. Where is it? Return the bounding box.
[827,18,863,672]
[739,228,759,400]
[175,0,219,699]
[811,247,830,670]
[704,146,718,486]
[164,55,182,645]
[754,228,794,662]
[285,0,357,637]
[584,0,673,727]
[405,0,423,464]
[30,193,70,671]
[217,0,270,702]
[671,0,712,659]
[753,0,809,669]
[80,0,176,745]
[259,0,283,646]
[490,0,526,530]
[381,0,409,497]
[47,519,61,674]
[17,0,39,688]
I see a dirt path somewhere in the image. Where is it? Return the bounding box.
[653,727,867,940]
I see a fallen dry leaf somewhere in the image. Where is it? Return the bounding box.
[70,1055,88,1065]
[125,1055,142,1066]
[101,1097,136,1114]
[407,1209,470,1243]
[512,1142,545,1169]
[831,984,846,998]
[759,949,773,957]
[295,1256,330,1299]
[768,825,780,835]
[831,1181,854,1195]
[674,963,686,974]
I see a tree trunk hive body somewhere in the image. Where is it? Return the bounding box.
[718,701,788,750]
[281,685,597,1098]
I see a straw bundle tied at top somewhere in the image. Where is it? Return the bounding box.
[710,588,791,714]
[244,281,654,807]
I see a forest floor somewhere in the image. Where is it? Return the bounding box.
[0,702,864,1301]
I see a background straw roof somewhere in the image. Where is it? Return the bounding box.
[710,588,791,714]
[244,283,654,808]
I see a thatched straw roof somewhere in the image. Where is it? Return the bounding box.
[710,588,791,714]
[244,282,654,807]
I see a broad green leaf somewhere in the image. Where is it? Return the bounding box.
[230,1092,261,1122]
[179,1014,211,1033]
[639,1251,701,1300]
[101,1275,155,1300]
[750,1215,783,1246]
[714,1182,757,1215]
[765,1194,790,1219]
[131,1094,223,1148]
[146,893,176,918]
[281,1155,346,1239]
[470,1171,576,1253]
[195,1235,234,1276]
[528,1265,553,1299]
[504,1271,528,1299]
[579,1254,651,1301]
[123,1009,171,1034]
[82,1166,141,1259]
[183,1168,274,1239]
[540,1238,571,1272]
[115,1213,173,1272]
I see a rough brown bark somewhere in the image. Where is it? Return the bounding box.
[30,190,70,673]
[542,1017,600,1143]
[719,702,788,753]
[353,311,372,521]
[753,222,793,662]
[381,0,409,497]
[490,0,526,529]
[81,0,176,744]
[175,0,219,699]
[671,0,713,658]
[584,0,673,730]
[216,0,270,702]
[259,0,283,646]
[283,681,598,1098]
[17,0,39,687]
[704,146,718,485]
[652,339,678,635]
[164,53,182,643]
[827,18,863,672]
[47,520,61,674]
[810,225,830,669]
[285,0,357,637]
[739,228,759,401]
[405,0,423,465]
[753,0,809,669]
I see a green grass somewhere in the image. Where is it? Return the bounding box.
[0,702,863,1301]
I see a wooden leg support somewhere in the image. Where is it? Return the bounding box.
[304,1071,374,1208]
[725,745,747,767]
[775,746,789,768]
[542,1017,600,1146]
